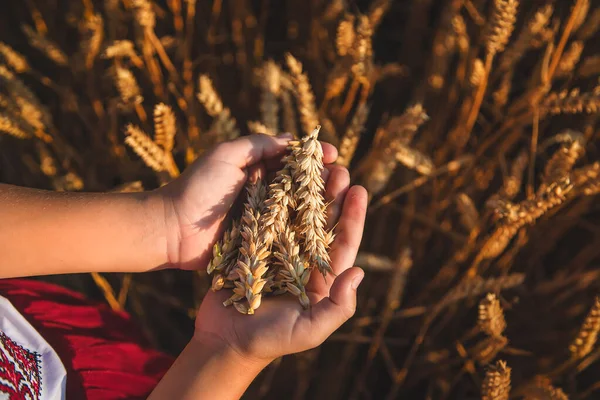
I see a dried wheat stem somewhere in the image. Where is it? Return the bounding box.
[80,13,104,69]
[293,126,332,277]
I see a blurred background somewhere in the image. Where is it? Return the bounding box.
[1,0,600,398]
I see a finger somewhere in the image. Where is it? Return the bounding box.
[322,142,338,164]
[329,186,368,276]
[299,267,364,345]
[208,133,293,169]
[325,166,350,230]
[247,163,266,183]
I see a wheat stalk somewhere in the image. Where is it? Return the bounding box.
[569,296,600,360]
[293,126,333,277]
[482,360,511,400]
[456,193,479,232]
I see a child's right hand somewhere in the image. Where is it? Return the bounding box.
[193,159,368,365]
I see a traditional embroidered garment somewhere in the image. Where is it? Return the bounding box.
[0,279,173,399]
[0,296,66,399]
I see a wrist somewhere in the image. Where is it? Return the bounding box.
[191,330,273,372]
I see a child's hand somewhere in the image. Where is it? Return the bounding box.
[158,133,300,270]
[193,156,367,364]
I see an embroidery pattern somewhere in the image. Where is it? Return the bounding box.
[0,331,42,400]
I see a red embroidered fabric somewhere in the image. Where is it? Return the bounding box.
[0,331,42,399]
[0,279,174,400]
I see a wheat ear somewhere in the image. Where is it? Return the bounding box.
[482,360,512,400]
[274,228,311,309]
[22,25,68,66]
[197,75,239,140]
[154,103,176,152]
[338,103,369,168]
[102,40,143,67]
[542,85,600,115]
[0,42,30,73]
[125,124,174,175]
[114,65,143,106]
[478,293,507,338]
[293,126,333,277]
[285,53,318,136]
[261,60,281,133]
[0,114,31,139]
[569,296,600,360]
[208,221,242,291]
[229,181,270,314]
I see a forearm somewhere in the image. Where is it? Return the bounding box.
[149,332,269,400]
[0,183,168,277]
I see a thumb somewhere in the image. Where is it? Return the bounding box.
[308,267,364,343]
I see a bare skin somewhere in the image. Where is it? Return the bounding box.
[0,134,368,399]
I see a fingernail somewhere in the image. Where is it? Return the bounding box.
[351,273,364,290]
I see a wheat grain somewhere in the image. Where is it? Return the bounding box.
[22,25,68,66]
[338,103,369,167]
[570,296,600,359]
[487,0,519,56]
[0,43,30,73]
[285,53,318,136]
[482,360,511,400]
[293,126,332,277]
[478,293,507,338]
[154,103,176,152]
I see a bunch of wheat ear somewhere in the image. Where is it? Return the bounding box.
[207,126,334,314]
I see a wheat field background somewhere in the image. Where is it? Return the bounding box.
[1,0,600,398]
